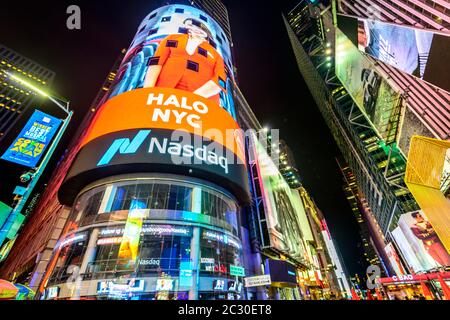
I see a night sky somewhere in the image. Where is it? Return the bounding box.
[0,0,366,277]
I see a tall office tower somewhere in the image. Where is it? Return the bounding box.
[0,44,56,265]
[316,207,352,298]
[285,0,450,276]
[0,44,55,142]
[278,140,302,189]
[337,158,387,276]
[38,4,249,301]
[189,0,232,42]
[298,186,347,299]
[0,50,126,289]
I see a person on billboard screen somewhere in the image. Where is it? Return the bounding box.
[410,211,450,267]
[357,19,433,79]
[143,18,227,105]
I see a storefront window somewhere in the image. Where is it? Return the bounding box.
[47,177,244,300]
[70,178,239,235]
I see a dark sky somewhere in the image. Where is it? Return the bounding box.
[0,0,366,277]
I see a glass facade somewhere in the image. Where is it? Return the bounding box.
[43,175,245,300]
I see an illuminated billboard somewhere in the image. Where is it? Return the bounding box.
[392,211,450,273]
[249,133,306,263]
[357,18,450,92]
[384,242,406,276]
[1,110,62,167]
[58,5,249,205]
[335,28,402,144]
[109,5,236,119]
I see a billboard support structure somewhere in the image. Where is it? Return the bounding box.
[0,90,72,249]
[405,135,450,254]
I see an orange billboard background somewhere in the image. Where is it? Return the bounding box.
[81,87,245,163]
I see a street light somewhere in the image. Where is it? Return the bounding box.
[0,71,73,248]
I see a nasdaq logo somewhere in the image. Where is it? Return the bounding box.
[97,129,229,175]
[97,130,151,166]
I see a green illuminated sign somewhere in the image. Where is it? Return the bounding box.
[230,265,245,277]
[6,213,25,240]
[0,201,12,228]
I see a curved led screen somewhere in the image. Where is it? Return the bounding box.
[58,5,249,205]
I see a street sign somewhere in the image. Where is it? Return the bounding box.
[0,201,12,227]
[230,265,245,277]
[244,275,271,288]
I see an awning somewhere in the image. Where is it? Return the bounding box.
[377,271,450,285]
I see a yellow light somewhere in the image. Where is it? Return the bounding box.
[5,72,49,97]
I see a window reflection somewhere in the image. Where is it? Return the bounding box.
[71,179,238,234]
[47,178,244,300]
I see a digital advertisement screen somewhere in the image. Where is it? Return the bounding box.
[1,109,62,167]
[384,242,406,276]
[335,28,402,144]
[392,211,450,273]
[250,134,307,262]
[357,18,450,92]
[59,5,249,206]
[109,4,236,119]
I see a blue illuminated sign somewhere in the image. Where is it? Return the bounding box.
[1,110,62,167]
[97,130,151,166]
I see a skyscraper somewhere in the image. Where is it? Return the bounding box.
[189,0,232,42]
[0,44,55,142]
[35,4,249,301]
[285,0,450,276]
[0,49,125,289]
[336,158,387,276]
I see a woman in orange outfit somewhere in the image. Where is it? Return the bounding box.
[143,18,227,105]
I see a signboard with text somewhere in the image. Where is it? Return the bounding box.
[244,275,271,288]
[230,265,245,277]
[1,110,61,167]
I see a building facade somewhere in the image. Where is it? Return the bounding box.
[0,50,125,288]
[0,44,57,267]
[37,4,250,300]
[0,44,55,143]
[285,0,450,280]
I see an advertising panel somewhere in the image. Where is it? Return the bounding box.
[392,211,450,273]
[357,18,450,92]
[249,133,307,262]
[244,275,271,288]
[384,242,407,276]
[266,259,297,285]
[335,28,402,144]
[59,4,249,206]
[1,110,62,167]
[109,4,236,119]
[117,199,146,266]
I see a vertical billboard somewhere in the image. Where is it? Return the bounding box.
[384,242,406,276]
[249,133,307,263]
[392,211,450,273]
[335,28,402,144]
[357,18,450,92]
[1,110,62,167]
[59,5,249,206]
